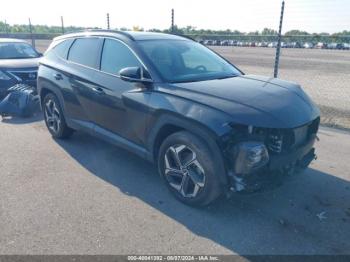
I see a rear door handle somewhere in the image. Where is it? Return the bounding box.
[53,73,63,80]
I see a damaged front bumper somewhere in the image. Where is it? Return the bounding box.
[225,119,319,194]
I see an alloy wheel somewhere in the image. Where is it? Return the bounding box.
[164,144,206,198]
[44,98,61,134]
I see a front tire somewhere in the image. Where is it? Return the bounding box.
[43,93,73,139]
[158,131,223,206]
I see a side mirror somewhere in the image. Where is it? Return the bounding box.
[119,67,152,83]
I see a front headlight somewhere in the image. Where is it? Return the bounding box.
[233,142,269,175]
[0,70,11,81]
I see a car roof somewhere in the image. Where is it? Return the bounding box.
[0,38,29,43]
[54,30,189,42]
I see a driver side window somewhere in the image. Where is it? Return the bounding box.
[100,39,142,75]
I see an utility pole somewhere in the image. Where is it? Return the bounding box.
[171,9,174,33]
[107,13,110,30]
[28,18,35,48]
[274,0,285,78]
[4,20,9,36]
[61,16,64,34]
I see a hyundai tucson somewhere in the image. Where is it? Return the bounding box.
[38,31,320,206]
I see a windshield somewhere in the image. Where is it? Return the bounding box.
[138,40,241,83]
[0,42,39,59]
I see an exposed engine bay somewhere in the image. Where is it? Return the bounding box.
[0,84,40,118]
[223,117,320,193]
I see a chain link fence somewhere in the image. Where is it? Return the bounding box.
[188,34,350,129]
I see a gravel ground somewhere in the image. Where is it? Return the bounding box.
[0,115,349,255]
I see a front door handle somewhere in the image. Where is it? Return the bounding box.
[53,73,63,80]
[92,86,105,94]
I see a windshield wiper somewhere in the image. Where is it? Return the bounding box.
[214,74,238,80]
[171,79,204,84]
[170,74,239,84]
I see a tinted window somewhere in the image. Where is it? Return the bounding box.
[53,39,74,59]
[100,39,141,75]
[45,39,74,59]
[68,38,101,68]
[138,40,241,83]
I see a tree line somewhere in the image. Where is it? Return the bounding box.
[0,22,349,43]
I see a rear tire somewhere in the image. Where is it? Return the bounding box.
[158,131,223,206]
[43,93,74,139]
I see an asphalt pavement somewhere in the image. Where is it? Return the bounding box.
[0,115,349,255]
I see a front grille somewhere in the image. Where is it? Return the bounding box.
[267,117,320,154]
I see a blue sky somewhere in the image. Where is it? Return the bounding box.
[2,0,350,33]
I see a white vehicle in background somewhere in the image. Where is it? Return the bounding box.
[268,42,277,48]
[303,42,314,49]
[280,42,287,48]
[315,42,326,49]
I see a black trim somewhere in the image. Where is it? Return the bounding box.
[66,118,150,160]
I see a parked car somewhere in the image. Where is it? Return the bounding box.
[343,43,350,50]
[248,42,256,47]
[336,43,346,50]
[0,38,41,98]
[284,42,294,48]
[268,42,277,48]
[327,43,337,49]
[220,40,229,46]
[315,42,326,49]
[228,40,237,46]
[303,42,314,49]
[203,40,212,46]
[326,43,343,50]
[213,40,221,46]
[290,42,302,48]
[38,31,320,206]
[280,42,287,48]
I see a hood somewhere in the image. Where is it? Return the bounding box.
[0,57,40,69]
[160,74,320,128]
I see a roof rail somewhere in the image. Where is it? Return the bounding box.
[61,29,135,41]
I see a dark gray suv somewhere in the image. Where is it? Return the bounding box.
[38,30,320,206]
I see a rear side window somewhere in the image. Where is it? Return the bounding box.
[45,39,73,59]
[100,39,141,75]
[51,39,74,59]
[68,38,101,68]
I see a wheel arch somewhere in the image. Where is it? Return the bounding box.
[147,114,229,187]
[38,78,66,115]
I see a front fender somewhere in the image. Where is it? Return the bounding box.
[145,92,234,187]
